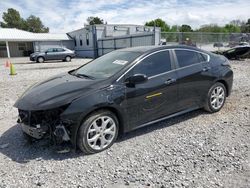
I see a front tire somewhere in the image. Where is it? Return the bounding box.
[77,110,119,154]
[37,57,44,63]
[204,82,227,113]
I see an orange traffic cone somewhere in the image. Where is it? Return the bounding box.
[5,60,10,68]
[10,63,17,75]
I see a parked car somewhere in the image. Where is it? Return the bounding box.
[30,48,75,63]
[15,45,233,154]
[213,42,224,48]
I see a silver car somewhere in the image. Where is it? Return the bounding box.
[30,48,76,63]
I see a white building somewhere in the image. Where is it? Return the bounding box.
[0,28,74,58]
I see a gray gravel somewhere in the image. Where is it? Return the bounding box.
[0,58,249,188]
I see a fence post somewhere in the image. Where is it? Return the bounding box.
[114,38,116,50]
[101,39,104,56]
[92,25,98,58]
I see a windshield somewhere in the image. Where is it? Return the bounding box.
[74,51,142,79]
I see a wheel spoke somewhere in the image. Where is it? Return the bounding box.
[104,124,115,135]
[211,98,217,104]
[216,99,220,107]
[88,134,99,143]
[100,136,107,148]
[92,121,100,131]
[219,93,224,99]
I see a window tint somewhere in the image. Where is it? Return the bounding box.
[57,48,65,52]
[175,50,206,68]
[79,35,83,46]
[18,43,26,51]
[86,33,89,46]
[75,51,142,79]
[46,48,54,52]
[74,38,77,46]
[132,51,171,77]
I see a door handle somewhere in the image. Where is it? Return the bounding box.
[165,78,176,85]
[202,67,211,72]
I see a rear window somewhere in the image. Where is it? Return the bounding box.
[57,48,65,52]
[175,50,208,68]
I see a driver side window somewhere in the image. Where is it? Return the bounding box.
[46,48,54,53]
[130,50,172,77]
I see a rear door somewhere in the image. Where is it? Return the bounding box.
[123,50,179,128]
[56,48,66,59]
[173,49,213,110]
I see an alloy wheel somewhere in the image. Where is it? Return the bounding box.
[86,116,116,150]
[210,86,225,110]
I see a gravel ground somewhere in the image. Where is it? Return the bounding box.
[0,58,249,188]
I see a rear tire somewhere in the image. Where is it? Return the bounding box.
[204,82,227,113]
[77,110,119,154]
[65,56,71,62]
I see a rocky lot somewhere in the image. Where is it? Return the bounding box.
[0,58,249,188]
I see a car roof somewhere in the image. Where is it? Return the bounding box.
[118,45,210,55]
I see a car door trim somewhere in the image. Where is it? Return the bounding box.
[131,106,200,131]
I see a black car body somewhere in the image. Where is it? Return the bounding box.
[15,45,233,153]
[222,46,250,60]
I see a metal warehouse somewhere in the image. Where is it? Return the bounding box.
[0,28,74,58]
[68,24,161,58]
[0,24,161,58]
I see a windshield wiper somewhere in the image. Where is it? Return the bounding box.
[74,73,95,80]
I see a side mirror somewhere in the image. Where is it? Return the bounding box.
[125,74,148,86]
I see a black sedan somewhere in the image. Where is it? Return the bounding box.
[15,45,233,154]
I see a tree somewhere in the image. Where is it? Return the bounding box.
[230,19,244,27]
[26,15,49,33]
[87,17,104,25]
[224,24,241,33]
[0,8,49,33]
[0,8,26,29]
[241,18,250,33]
[170,25,179,32]
[197,24,226,33]
[145,18,170,32]
[179,24,193,32]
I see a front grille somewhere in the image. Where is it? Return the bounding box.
[18,105,69,127]
[18,110,29,124]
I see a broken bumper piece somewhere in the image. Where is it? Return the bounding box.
[21,123,47,139]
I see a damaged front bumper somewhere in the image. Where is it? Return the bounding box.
[17,107,72,143]
[21,123,48,139]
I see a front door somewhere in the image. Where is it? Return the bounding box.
[45,48,57,60]
[123,50,178,129]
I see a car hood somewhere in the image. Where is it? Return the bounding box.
[14,72,105,111]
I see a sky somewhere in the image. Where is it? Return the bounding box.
[0,0,250,33]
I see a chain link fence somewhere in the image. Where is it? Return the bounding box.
[161,32,250,51]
